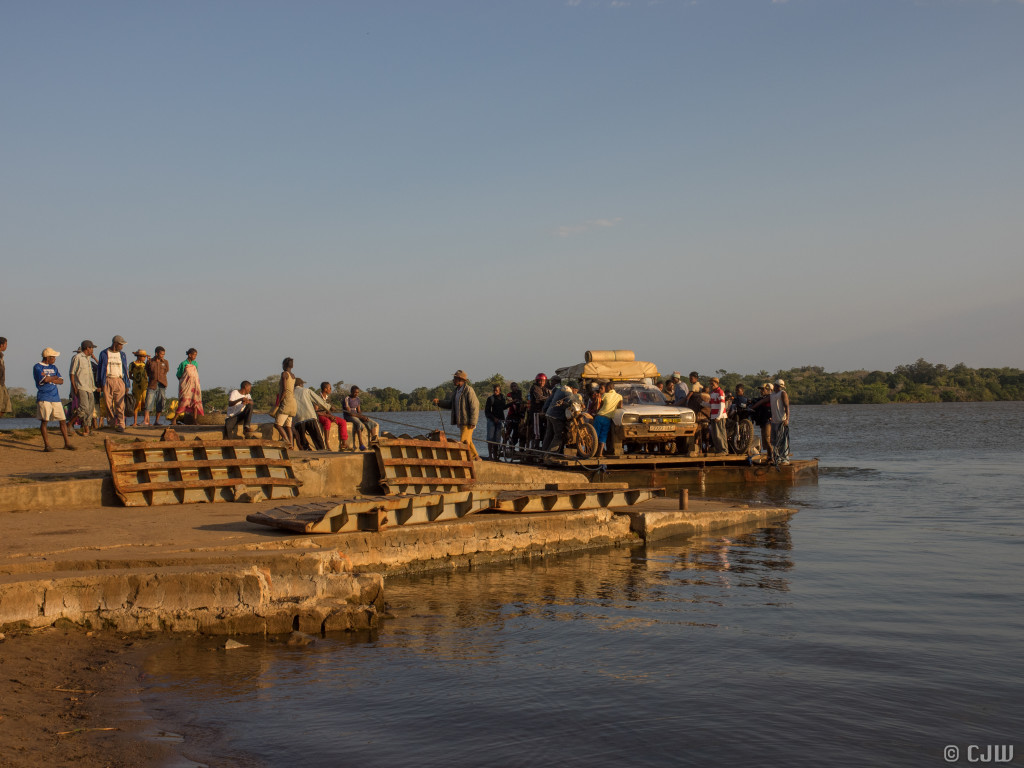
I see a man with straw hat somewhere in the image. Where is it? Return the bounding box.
[433,369,480,460]
[129,349,149,426]
[34,347,75,452]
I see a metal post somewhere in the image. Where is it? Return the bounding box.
[679,489,689,510]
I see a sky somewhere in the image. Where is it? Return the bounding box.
[2,0,1023,393]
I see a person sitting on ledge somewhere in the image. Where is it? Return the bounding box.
[224,380,256,439]
[316,382,350,452]
[344,386,379,451]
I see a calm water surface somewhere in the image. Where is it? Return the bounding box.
[142,403,1024,767]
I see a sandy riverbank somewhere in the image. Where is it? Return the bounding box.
[0,627,178,768]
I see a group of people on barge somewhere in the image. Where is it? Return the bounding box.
[478,370,791,464]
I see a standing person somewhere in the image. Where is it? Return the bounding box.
[97,335,130,433]
[433,370,480,461]
[291,379,327,451]
[272,358,297,445]
[594,381,622,458]
[707,376,728,454]
[128,350,149,426]
[541,375,571,458]
[504,381,527,450]
[527,373,550,450]
[771,379,791,464]
[685,371,705,410]
[484,384,507,460]
[145,347,170,427]
[343,386,379,451]
[316,382,349,452]
[224,381,256,439]
[0,337,11,418]
[69,341,98,436]
[34,347,75,452]
[671,371,689,406]
[171,348,204,425]
[663,374,678,404]
[751,384,774,461]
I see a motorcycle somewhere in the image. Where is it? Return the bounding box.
[725,401,755,454]
[562,396,599,460]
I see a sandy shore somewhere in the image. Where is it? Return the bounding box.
[0,627,177,768]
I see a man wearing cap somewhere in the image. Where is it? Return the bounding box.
[669,371,689,406]
[433,370,480,460]
[770,379,791,464]
[34,348,75,452]
[70,341,99,436]
[0,337,11,417]
[98,335,131,432]
[707,376,728,454]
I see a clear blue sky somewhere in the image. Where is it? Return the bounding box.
[3,0,1022,393]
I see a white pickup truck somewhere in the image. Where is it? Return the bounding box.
[556,351,699,456]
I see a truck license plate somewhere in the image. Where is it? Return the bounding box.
[648,425,675,432]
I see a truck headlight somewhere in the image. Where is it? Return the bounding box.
[621,414,638,425]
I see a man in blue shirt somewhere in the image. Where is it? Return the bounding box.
[34,347,75,452]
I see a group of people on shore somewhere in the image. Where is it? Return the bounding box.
[0,335,384,454]
[2,336,205,452]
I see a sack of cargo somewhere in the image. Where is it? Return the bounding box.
[585,350,635,363]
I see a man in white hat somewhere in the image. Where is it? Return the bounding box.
[770,378,791,463]
[34,347,75,452]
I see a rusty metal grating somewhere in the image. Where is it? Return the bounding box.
[106,436,302,506]
[374,438,476,495]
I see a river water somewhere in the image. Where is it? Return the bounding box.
[140,403,1023,767]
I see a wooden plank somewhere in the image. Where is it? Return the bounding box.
[110,458,292,472]
[121,477,301,493]
[113,439,288,452]
[381,477,475,486]
[378,458,474,469]
[376,437,470,451]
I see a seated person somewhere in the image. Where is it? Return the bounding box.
[343,386,379,451]
[316,382,349,452]
[224,381,256,438]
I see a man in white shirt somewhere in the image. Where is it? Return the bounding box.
[224,381,256,438]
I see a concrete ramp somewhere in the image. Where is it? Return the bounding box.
[246,491,494,534]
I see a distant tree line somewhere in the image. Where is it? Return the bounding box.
[3,360,1021,418]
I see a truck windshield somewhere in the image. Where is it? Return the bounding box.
[612,383,667,406]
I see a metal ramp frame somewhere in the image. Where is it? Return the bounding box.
[374,438,476,495]
[106,436,302,506]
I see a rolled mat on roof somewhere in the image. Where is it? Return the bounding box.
[585,350,635,363]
